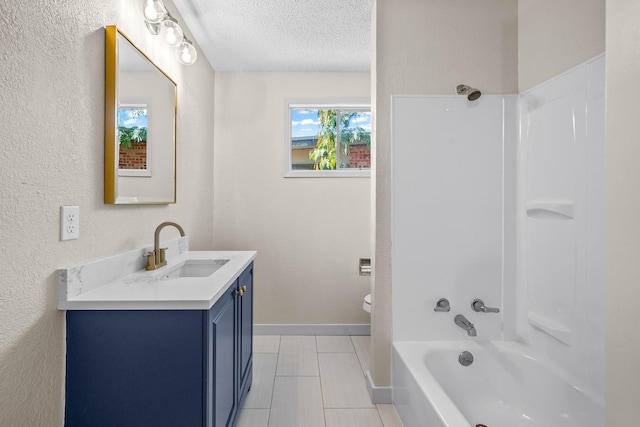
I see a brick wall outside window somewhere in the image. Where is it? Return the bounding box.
[348,144,370,169]
[119,142,147,170]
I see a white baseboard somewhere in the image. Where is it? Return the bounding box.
[254,324,370,336]
[366,370,393,404]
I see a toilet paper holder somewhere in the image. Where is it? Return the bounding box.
[359,258,371,276]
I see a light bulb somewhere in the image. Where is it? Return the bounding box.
[143,0,166,24]
[180,48,192,63]
[144,4,157,20]
[175,38,197,66]
[159,15,183,47]
[165,28,178,45]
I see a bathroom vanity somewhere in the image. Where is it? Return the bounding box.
[58,244,256,427]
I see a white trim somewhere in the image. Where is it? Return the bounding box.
[366,370,393,404]
[254,323,370,336]
[284,169,371,178]
[284,98,372,178]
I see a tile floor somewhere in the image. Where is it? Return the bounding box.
[236,335,404,427]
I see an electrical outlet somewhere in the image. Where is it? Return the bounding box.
[61,206,80,241]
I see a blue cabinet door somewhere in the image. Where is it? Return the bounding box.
[65,310,206,427]
[238,266,253,388]
[208,285,236,427]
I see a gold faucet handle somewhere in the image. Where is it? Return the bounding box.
[157,248,168,267]
[144,251,156,270]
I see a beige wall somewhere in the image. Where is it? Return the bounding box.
[213,72,371,325]
[518,0,605,91]
[371,0,518,387]
[0,1,215,424]
[605,1,640,423]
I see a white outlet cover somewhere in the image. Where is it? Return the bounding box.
[61,206,80,241]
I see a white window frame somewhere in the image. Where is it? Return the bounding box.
[284,98,371,178]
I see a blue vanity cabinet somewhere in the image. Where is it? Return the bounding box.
[64,262,254,427]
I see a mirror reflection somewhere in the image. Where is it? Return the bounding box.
[105,25,177,204]
[118,104,149,176]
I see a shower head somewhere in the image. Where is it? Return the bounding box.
[456,84,482,101]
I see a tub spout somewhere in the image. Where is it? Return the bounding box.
[454,314,476,337]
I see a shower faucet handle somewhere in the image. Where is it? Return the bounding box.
[434,298,451,312]
[471,299,500,313]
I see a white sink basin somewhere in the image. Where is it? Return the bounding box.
[157,259,230,279]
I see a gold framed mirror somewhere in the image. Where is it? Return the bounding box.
[105,25,177,204]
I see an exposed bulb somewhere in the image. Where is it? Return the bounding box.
[159,15,183,47]
[143,0,166,24]
[176,38,197,66]
[144,4,157,20]
[180,48,192,63]
[165,27,178,45]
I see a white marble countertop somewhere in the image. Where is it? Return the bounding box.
[58,249,256,310]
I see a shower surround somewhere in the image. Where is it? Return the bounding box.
[392,94,517,343]
[391,56,605,426]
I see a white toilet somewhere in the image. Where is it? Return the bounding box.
[362,293,372,313]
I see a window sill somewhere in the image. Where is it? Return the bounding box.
[284,169,371,178]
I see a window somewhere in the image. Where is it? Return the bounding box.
[285,101,371,177]
[118,103,151,177]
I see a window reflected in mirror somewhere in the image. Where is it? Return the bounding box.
[118,104,150,176]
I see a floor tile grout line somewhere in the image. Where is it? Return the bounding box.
[315,336,328,427]
[375,406,388,427]
[274,374,320,377]
[350,335,364,375]
[351,335,370,377]
[325,405,384,409]
[319,349,376,411]
[265,335,280,427]
[346,335,356,353]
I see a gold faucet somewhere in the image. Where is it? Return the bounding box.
[145,222,185,270]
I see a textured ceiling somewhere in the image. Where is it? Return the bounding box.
[173,0,373,72]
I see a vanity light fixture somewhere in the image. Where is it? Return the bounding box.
[142,0,197,65]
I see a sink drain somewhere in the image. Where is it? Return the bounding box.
[476,424,488,427]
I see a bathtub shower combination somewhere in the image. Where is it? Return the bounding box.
[393,342,602,427]
[390,56,604,426]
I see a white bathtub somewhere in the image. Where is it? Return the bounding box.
[392,341,603,427]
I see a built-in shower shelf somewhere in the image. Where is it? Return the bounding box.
[526,201,574,219]
[528,311,573,345]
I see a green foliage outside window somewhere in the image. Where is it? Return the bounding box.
[309,109,371,170]
[118,108,147,148]
[118,126,147,148]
